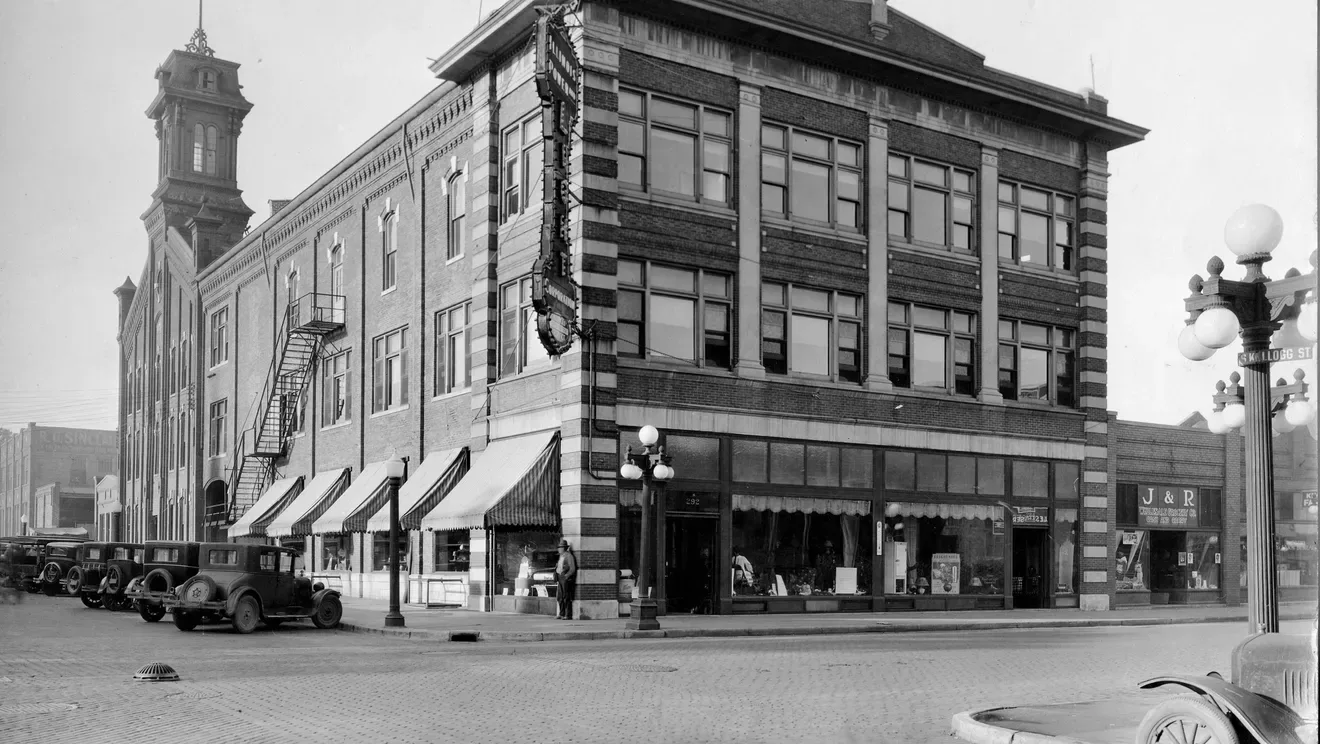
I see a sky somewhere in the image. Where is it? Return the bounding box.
[0,0,1315,434]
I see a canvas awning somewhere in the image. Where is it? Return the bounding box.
[229,477,304,539]
[365,448,469,532]
[733,494,871,516]
[420,431,558,532]
[265,468,351,538]
[311,462,390,535]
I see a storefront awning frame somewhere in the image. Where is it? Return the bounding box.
[365,448,469,533]
[229,476,304,539]
[311,461,391,535]
[419,431,559,532]
[265,468,351,539]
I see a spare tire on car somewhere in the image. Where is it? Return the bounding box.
[143,567,175,595]
[179,575,217,604]
[65,566,84,595]
[105,564,126,595]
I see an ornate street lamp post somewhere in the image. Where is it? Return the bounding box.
[619,425,674,631]
[384,454,407,628]
[1179,204,1317,634]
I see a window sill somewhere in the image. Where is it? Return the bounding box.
[617,357,733,378]
[494,361,560,385]
[761,215,865,244]
[320,421,353,433]
[997,399,1085,415]
[370,405,410,420]
[887,240,982,267]
[619,190,736,220]
[444,252,465,266]
[432,387,472,403]
[998,260,1081,282]
[380,286,398,297]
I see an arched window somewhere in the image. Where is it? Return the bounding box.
[205,125,218,175]
[193,123,204,172]
[447,174,466,261]
[381,213,398,292]
[329,245,345,316]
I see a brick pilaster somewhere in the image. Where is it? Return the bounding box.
[977,146,1003,404]
[1077,141,1111,610]
[734,83,765,379]
[864,116,892,391]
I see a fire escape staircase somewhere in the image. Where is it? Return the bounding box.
[227,293,344,523]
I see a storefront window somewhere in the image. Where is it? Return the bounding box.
[492,530,560,597]
[882,502,1005,595]
[278,538,305,572]
[618,491,647,591]
[432,530,470,573]
[321,535,355,571]
[733,440,768,482]
[1052,508,1078,594]
[662,435,719,480]
[731,495,872,596]
[1115,529,1148,590]
[1185,533,1220,589]
[371,534,409,572]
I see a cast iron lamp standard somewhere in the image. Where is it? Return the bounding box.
[1178,203,1317,634]
[1203,369,1313,438]
[384,454,407,628]
[619,425,674,631]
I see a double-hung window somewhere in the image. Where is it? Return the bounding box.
[501,116,542,222]
[322,351,351,426]
[434,303,471,395]
[380,212,398,291]
[208,399,227,458]
[762,125,863,228]
[329,244,346,318]
[447,174,466,260]
[761,282,862,382]
[499,277,552,377]
[998,182,1075,271]
[372,329,408,413]
[998,320,1075,406]
[617,88,731,204]
[888,155,976,250]
[209,307,228,367]
[617,260,730,367]
[887,302,976,395]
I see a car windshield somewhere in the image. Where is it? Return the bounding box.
[86,548,102,560]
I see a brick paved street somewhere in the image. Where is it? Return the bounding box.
[0,593,1309,744]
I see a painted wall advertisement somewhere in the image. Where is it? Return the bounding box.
[931,553,961,595]
[1137,485,1199,528]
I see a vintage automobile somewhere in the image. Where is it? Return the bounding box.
[65,541,108,608]
[69,542,144,611]
[162,543,342,634]
[1,536,81,594]
[124,541,202,622]
[36,541,84,597]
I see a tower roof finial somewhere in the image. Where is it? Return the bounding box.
[185,0,215,57]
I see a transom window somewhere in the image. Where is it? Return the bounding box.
[499,277,553,377]
[501,115,542,222]
[762,125,863,228]
[998,182,1075,271]
[434,302,471,396]
[887,302,976,395]
[762,282,862,382]
[998,319,1075,406]
[372,329,408,413]
[380,212,398,291]
[617,89,731,204]
[888,155,975,250]
[209,307,228,367]
[618,260,731,367]
[322,351,351,426]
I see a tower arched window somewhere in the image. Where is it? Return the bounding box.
[205,125,218,176]
[193,124,204,172]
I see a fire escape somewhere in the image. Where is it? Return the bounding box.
[226,293,344,522]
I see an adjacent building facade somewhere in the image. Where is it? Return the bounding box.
[0,424,117,538]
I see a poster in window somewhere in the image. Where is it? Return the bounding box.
[931,553,961,595]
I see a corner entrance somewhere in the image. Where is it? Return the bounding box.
[1011,528,1049,609]
[664,514,718,615]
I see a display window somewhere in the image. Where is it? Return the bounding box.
[492,530,560,598]
[1114,529,1149,591]
[432,530,470,573]
[1148,531,1219,591]
[882,502,1006,596]
[1053,508,1078,594]
[320,535,355,571]
[371,533,409,572]
[731,495,872,596]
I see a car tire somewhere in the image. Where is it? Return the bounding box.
[137,601,166,623]
[312,595,343,629]
[80,592,102,609]
[171,610,200,631]
[65,566,84,595]
[105,565,125,595]
[1135,694,1239,744]
[231,595,260,634]
[143,568,174,596]
[179,575,217,603]
[103,594,126,612]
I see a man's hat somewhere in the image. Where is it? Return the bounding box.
[558,538,570,548]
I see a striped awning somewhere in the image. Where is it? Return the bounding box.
[265,468,351,538]
[311,462,390,535]
[229,477,304,539]
[420,431,559,532]
[365,448,469,532]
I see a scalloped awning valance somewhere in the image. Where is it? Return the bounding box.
[732,494,871,517]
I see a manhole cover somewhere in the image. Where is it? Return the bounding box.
[611,664,677,673]
[0,702,79,716]
[165,691,222,701]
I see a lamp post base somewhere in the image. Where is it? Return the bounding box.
[625,597,660,631]
[384,613,406,628]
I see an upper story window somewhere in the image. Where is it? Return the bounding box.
[372,329,408,413]
[322,351,351,427]
[208,399,227,458]
[888,155,975,251]
[501,116,542,222]
[998,182,1075,271]
[887,302,976,395]
[998,319,1075,406]
[762,125,862,228]
[380,211,398,292]
[199,69,217,91]
[206,125,217,175]
[618,260,730,368]
[209,307,228,368]
[618,89,731,204]
[435,302,471,396]
[328,244,345,309]
[447,173,466,261]
[499,277,553,377]
[192,124,218,176]
[762,282,861,382]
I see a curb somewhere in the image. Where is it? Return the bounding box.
[336,609,1315,643]
[951,710,1093,744]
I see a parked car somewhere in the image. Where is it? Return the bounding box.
[66,541,108,608]
[71,542,144,611]
[34,542,84,597]
[1,536,82,594]
[162,543,342,633]
[124,541,201,622]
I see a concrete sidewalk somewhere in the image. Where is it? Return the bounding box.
[335,597,1316,643]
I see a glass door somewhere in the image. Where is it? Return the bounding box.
[664,514,718,615]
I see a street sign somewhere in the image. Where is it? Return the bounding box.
[1237,345,1315,365]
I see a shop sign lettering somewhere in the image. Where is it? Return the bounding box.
[1137,485,1200,528]
[1011,506,1048,525]
[1304,492,1318,509]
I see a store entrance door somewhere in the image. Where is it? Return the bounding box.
[664,514,718,615]
[1012,528,1048,609]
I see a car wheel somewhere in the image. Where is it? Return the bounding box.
[179,575,216,603]
[171,610,200,631]
[24,582,40,594]
[104,593,127,612]
[137,601,166,623]
[231,595,260,634]
[1136,694,1239,744]
[143,568,174,596]
[80,592,102,609]
[105,565,125,595]
[65,566,84,595]
[312,595,343,629]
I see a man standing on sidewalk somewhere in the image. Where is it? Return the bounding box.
[554,538,577,620]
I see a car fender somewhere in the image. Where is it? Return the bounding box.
[98,576,109,593]
[312,587,341,605]
[1139,674,1306,744]
[225,586,262,617]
